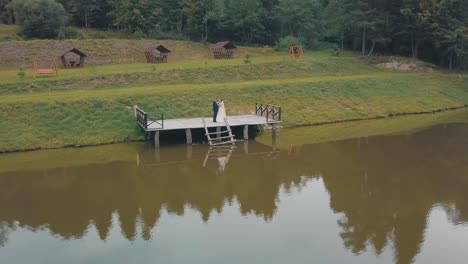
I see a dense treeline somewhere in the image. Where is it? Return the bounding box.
[0,0,467,69]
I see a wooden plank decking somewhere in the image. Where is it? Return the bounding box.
[145,115,280,131]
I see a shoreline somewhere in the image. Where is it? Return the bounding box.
[2,105,467,155]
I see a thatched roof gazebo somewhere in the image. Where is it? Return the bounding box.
[209,41,237,59]
[144,44,171,63]
[59,48,87,68]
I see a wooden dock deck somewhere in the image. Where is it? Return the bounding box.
[134,104,282,147]
[145,115,279,131]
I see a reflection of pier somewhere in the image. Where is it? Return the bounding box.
[203,145,237,174]
[137,141,280,169]
[134,104,281,147]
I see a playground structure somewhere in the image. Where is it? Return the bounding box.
[289,45,304,58]
[209,41,237,59]
[32,57,59,76]
[144,45,171,63]
[59,48,87,68]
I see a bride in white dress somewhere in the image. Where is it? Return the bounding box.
[216,99,227,122]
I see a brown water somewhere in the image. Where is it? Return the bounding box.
[2,112,468,264]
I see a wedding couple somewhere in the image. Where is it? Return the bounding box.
[212,98,227,123]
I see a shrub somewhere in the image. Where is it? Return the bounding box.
[9,0,66,39]
[56,29,65,40]
[333,48,341,56]
[274,35,306,51]
[244,54,252,64]
[17,68,25,79]
[308,40,338,50]
[132,28,146,39]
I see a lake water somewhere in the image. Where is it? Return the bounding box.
[2,110,468,264]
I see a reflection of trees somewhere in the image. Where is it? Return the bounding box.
[297,123,468,264]
[0,144,307,243]
[0,221,11,248]
[1,123,468,263]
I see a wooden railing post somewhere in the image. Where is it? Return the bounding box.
[255,103,282,121]
[161,112,164,129]
[266,106,270,122]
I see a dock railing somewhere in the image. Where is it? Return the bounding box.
[134,105,164,130]
[255,103,282,122]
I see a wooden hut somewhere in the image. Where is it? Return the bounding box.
[209,41,237,59]
[59,48,87,68]
[144,45,171,63]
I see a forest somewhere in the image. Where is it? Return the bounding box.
[0,0,467,69]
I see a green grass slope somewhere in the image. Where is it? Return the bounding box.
[0,46,467,152]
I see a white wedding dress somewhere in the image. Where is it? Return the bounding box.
[216,101,227,122]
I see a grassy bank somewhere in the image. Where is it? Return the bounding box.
[2,107,468,174]
[257,108,468,148]
[0,48,467,152]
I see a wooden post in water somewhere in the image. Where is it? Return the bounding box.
[186,145,193,160]
[271,124,277,150]
[186,129,193,145]
[154,147,160,163]
[154,131,160,148]
[216,127,221,141]
[243,125,249,140]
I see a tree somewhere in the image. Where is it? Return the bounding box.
[346,0,377,55]
[9,0,67,39]
[324,0,350,49]
[275,0,324,47]
[437,26,468,70]
[114,0,157,33]
[223,0,267,44]
[183,0,224,41]
[419,0,468,69]
[153,0,184,34]
[0,0,13,24]
[398,0,428,58]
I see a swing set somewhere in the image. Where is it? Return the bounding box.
[288,45,304,58]
[32,57,59,76]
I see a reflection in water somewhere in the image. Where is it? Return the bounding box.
[0,221,11,247]
[203,145,237,174]
[1,122,468,263]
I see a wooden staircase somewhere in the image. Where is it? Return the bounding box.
[202,118,236,146]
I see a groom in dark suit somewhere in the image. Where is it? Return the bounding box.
[212,98,219,122]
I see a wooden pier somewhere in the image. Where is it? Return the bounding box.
[134,104,282,147]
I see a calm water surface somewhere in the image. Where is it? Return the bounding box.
[2,111,468,264]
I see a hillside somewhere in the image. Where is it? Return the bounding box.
[0,36,467,152]
[0,37,274,69]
